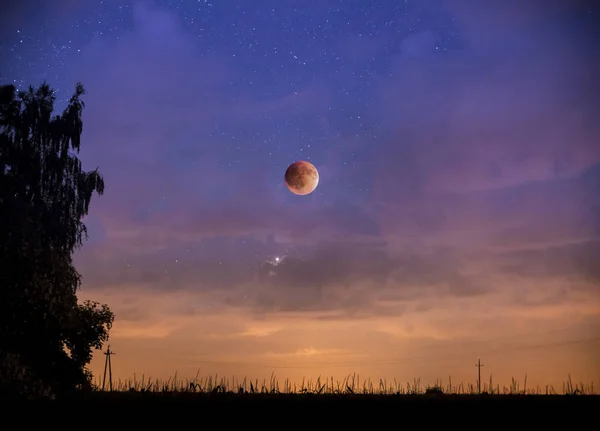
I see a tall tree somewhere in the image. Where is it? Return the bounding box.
[0,82,114,399]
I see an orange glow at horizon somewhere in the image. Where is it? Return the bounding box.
[83,283,600,392]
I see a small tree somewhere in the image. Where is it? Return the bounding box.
[0,82,114,399]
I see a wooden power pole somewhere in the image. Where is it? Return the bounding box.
[475,358,484,394]
[102,345,115,391]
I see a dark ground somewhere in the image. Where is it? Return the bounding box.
[76,391,599,403]
[58,392,600,413]
[15,392,598,427]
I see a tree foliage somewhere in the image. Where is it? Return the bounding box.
[0,82,114,399]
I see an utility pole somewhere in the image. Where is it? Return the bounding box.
[102,345,115,392]
[475,358,484,394]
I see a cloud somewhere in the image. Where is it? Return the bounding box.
[67,2,332,224]
[69,0,600,327]
[228,242,486,316]
[373,0,600,196]
[498,239,600,285]
[77,231,492,319]
[371,1,600,249]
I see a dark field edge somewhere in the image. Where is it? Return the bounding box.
[57,391,600,404]
[12,393,599,426]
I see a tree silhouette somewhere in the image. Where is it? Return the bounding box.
[0,82,114,399]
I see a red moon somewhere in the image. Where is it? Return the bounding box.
[284,161,319,195]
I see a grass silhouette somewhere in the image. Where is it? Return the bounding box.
[65,372,599,422]
[91,372,597,396]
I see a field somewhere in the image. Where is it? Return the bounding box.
[62,373,599,420]
[94,372,597,396]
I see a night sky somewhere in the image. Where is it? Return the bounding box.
[2,0,599,389]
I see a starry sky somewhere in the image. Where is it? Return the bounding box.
[2,0,599,390]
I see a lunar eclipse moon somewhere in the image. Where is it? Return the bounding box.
[284,161,319,196]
